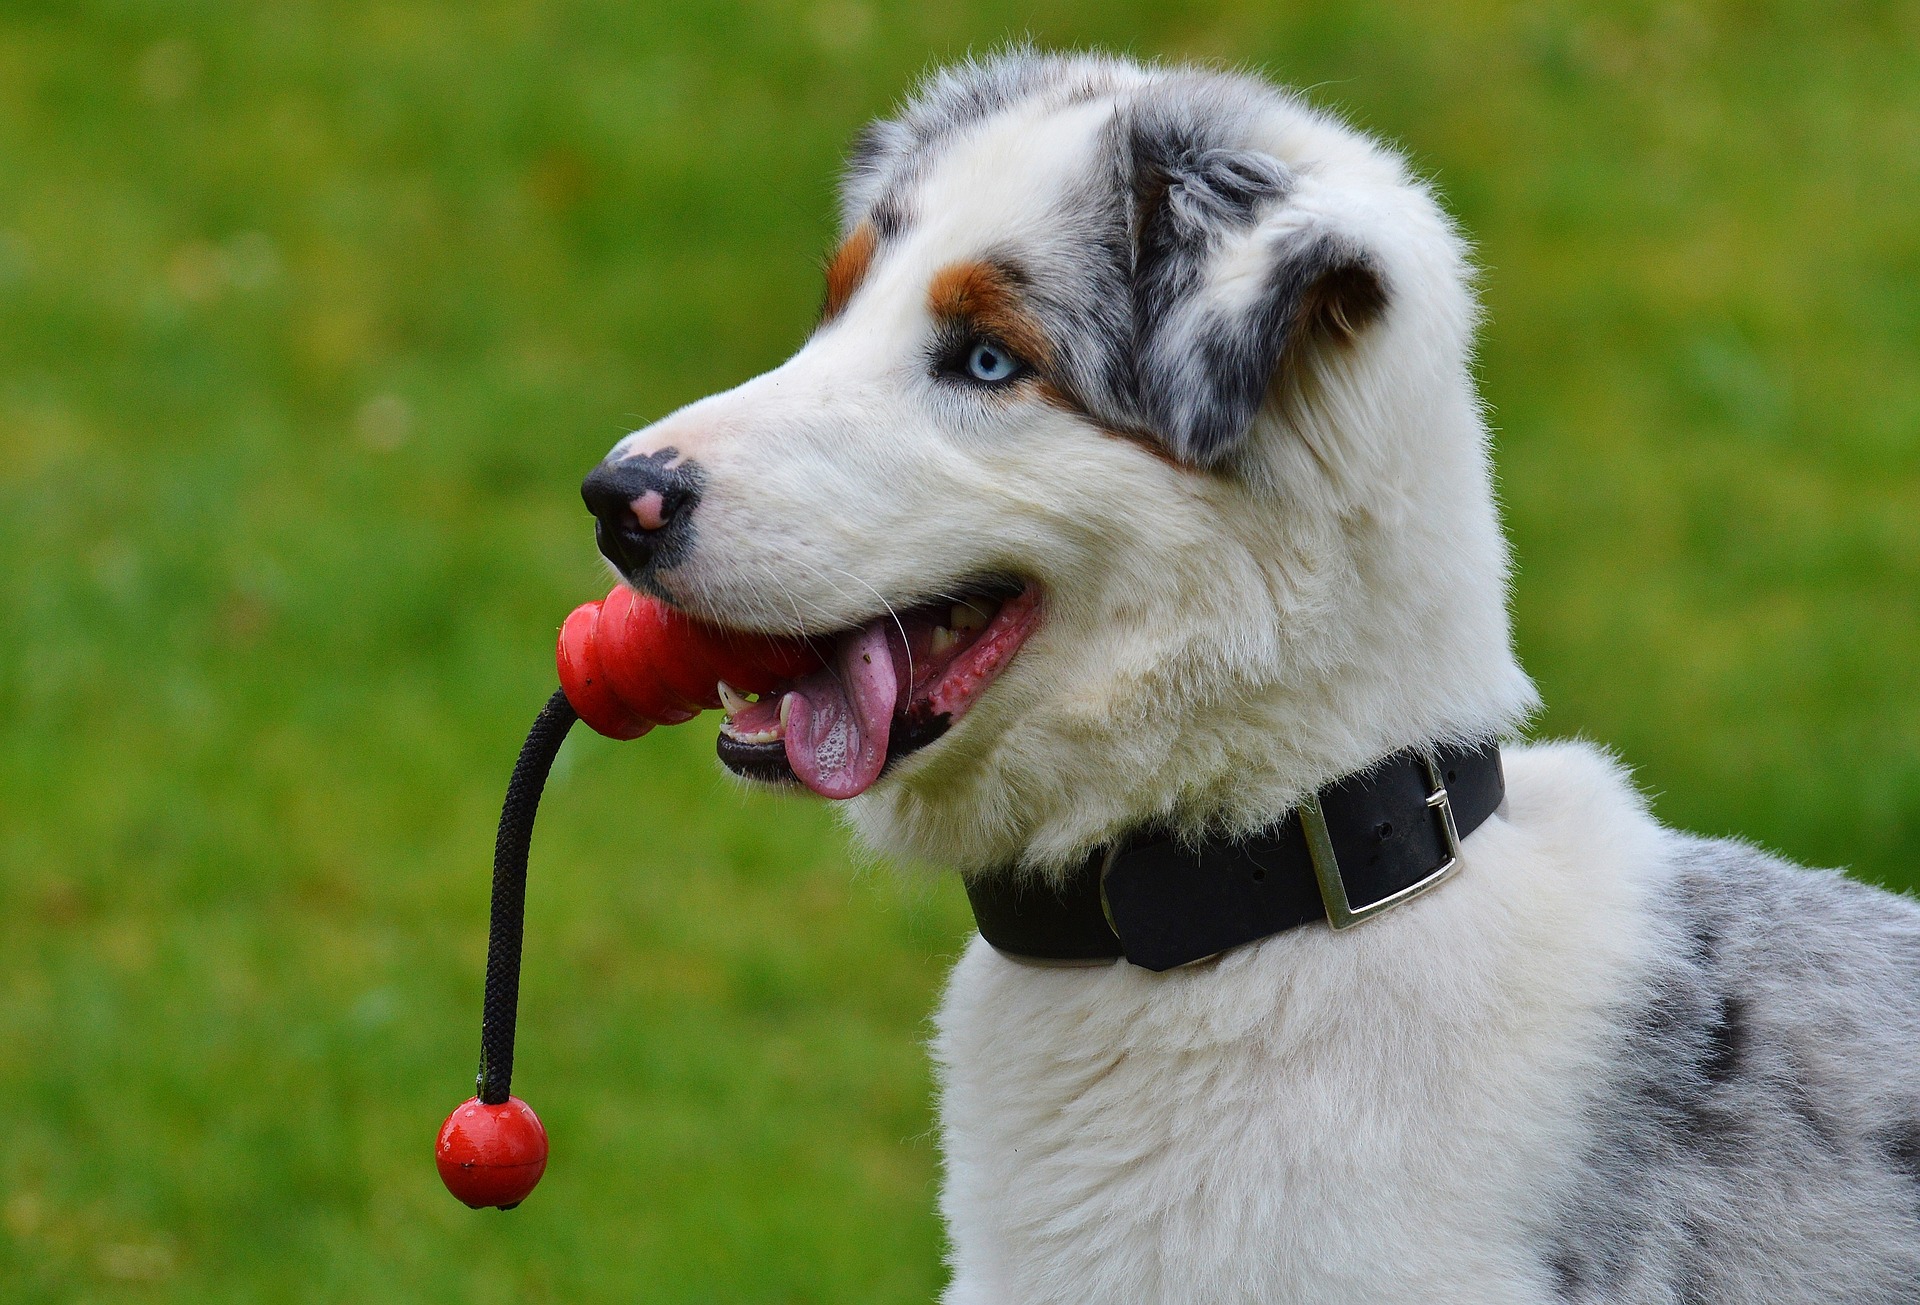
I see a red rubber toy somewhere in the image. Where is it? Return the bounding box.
[436,585,820,1210]
[436,1096,550,1210]
[556,584,821,739]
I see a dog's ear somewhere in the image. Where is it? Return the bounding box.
[1127,133,1388,467]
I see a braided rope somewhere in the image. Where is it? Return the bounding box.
[477,688,577,1105]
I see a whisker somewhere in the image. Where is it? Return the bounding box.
[826,562,915,691]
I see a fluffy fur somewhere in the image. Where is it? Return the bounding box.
[591,51,1920,1303]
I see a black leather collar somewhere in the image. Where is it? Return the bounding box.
[962,739,1504,971]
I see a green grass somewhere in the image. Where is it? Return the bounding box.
[1,1,1915,1299]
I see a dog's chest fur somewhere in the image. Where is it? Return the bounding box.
[933,743,1920,1304]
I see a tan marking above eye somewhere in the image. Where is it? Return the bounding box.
[925,261,1055,371]
[821,221,878,322]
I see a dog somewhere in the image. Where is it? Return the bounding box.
[578,51,1920,1304]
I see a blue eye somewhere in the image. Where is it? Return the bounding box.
[965,340,1021,383]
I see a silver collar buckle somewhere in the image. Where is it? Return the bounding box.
[1300,755,1464,931]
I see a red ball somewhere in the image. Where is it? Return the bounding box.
[435,1096,550,1210]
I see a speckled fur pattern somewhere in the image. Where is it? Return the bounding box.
[591,50,1920,1303]
[1537,838,1920,1303]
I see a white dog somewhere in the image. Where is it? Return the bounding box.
[580,51,1920,1304]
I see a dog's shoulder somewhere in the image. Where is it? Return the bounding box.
[1544,827,1920,1302]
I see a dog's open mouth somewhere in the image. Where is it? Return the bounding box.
[715,581,1042,799]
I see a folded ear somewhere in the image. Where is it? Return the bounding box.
[1128,136,1389,467]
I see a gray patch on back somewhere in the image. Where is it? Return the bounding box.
[1543,835,1920,1302]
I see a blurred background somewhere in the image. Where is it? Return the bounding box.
[1,1,1914,1300]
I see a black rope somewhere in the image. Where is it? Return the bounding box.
[477,687,577,1105]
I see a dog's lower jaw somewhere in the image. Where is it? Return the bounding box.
[844,644,1536,882]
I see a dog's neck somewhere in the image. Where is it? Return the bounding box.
[962,736,1506,968]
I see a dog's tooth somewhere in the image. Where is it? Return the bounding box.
[951,603,988,634]
[930,626,957,656]
[778,694,793,728]
[717,681,751,717]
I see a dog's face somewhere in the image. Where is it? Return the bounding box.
[583,55,1533,871]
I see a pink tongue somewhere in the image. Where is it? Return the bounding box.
[783,621,898,799]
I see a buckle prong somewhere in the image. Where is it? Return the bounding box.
[1303,756,1464,931]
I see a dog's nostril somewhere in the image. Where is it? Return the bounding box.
[1375,821,1394,841]
[630,489,669,532]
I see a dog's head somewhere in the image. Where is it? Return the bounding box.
[584,53,1536,873]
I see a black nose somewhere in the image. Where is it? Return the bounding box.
[580,451,701,578]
